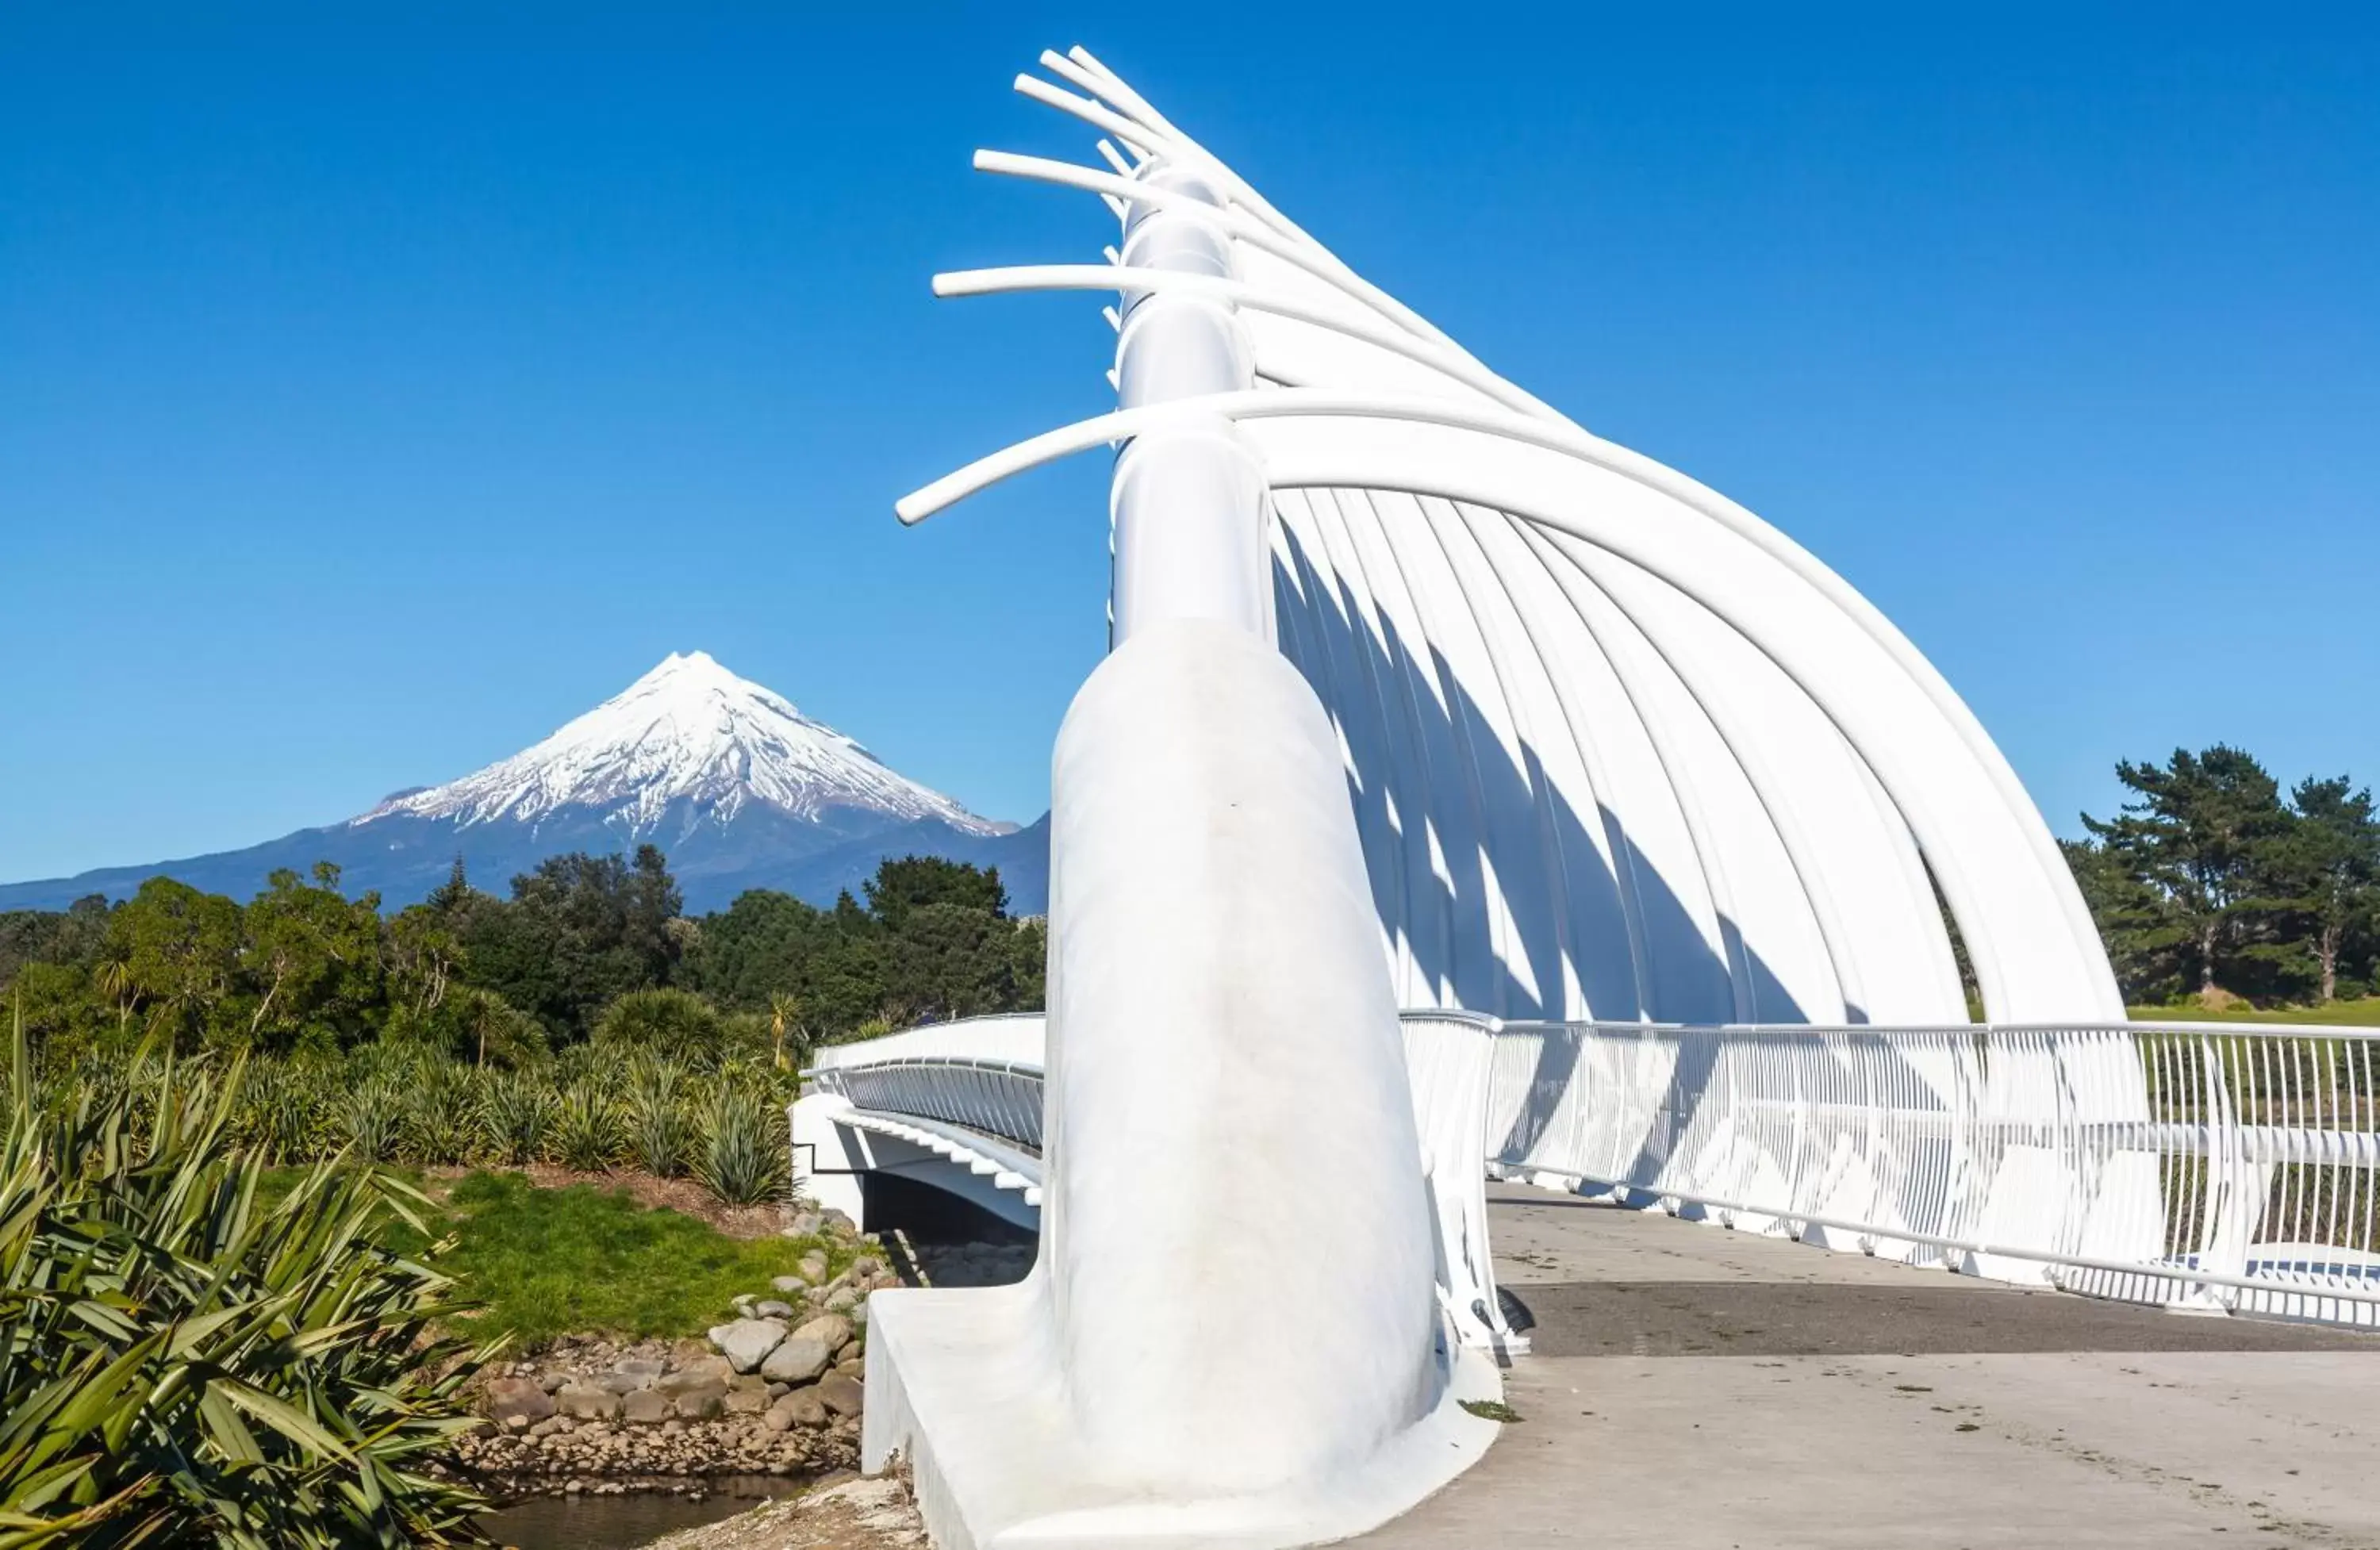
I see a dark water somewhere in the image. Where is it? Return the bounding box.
[482,1478,799,1550]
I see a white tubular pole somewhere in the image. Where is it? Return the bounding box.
[1108,161,1273,645]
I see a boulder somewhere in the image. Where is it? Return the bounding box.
[814,1373,863,1417]
[773,1389,830,1427]
[483,1377,555,1425]
[671,1380,727,1421]
[789,1313,854,1356]
[621,1389,670,1425]
[654,1361,732,1400]
[706,1318,787,1375]
[554,1385,620,1421]
[759,1337,831,1386]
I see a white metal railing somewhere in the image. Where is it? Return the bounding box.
[797,1011,1522,1350]
[806,1060,1046,1155]
[1484,1019,2380,1326]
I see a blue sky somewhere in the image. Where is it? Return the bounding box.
[2,5,2374,883]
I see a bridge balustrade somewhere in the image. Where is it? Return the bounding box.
[801,1013,2380,1330]
[1485,1018,2380,1326]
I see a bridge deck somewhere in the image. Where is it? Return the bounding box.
[1355,1184,2380,1548]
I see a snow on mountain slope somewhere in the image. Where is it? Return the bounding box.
[355,651,1007,841]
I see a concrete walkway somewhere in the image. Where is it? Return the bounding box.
[1357,1185,2380,1548]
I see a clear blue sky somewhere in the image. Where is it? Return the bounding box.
[2,5,2374,883]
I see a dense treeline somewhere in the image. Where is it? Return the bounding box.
[2065,745,2380,1008]
[0,846,1046,1061]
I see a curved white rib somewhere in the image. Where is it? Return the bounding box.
[913,54,2121,1033]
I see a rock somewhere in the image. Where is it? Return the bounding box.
[773,1389,830,1427]
[667,1337,713,1368]
[484,1377,555,1425]
[724,1386,771,1415]
[619,1390,676,1428]
[831,1357,865,1382]
[614,1356,666,1381]
[823,1287,860,1313]
[731,1295,758,1318]
[708,1318,787,1375]
[820,1208,858,1237]
[786,1212,826,1237]
[671,1380,727,1421]
[798,1251,829,1281]
[759,1336,831,1386]
[770,1274,808,1295]
[596,1372,644,1395]
[815,1373,864,1417]
[789,1313,854,1356]
[554,1385,620,1421]
[754,1299,796,1320]
[654,1361,731,1400]
[539,1370,571,1394]
[759,1406,795,1434]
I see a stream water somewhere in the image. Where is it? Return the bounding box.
[481,1478,800,1550]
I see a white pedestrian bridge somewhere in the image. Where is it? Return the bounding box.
[800,1011,2380,1335]
[838,46,2380,1550]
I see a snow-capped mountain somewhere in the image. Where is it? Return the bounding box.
[0,654,1048,915]
[359,650,1004,843]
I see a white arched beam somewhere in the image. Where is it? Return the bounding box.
[895,390,2119,1022]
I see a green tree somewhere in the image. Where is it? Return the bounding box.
[2062,837,2186,1003]
[107,877,245,1049]
[238,864,385,1051]
[457,848,687,1040]
[863,854,1008,930]
[2267,777,2380,1003]
[2081,746,2294,1003]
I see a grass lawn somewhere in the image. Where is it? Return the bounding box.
[2128,997,2380,1027]
[281,1168,858,1347]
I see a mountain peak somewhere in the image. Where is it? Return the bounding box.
[355,653,1000,841]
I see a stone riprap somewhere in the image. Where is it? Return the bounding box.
[456,1236,900,1498]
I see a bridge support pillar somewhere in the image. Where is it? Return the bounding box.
[858,153,1499,1548]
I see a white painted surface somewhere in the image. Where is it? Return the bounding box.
[861,56,1492,1545]
[862,618,1495,1546]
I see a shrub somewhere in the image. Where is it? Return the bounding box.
[551,1080,626,1172]
[479,1070,556,1165]
[340,1076,405,1164]
[592,988,729,1068]
[0,1025,497,1546]
[403,1064,481,1166]
[626,1057,693,1179]
[690,1081,788,1207]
